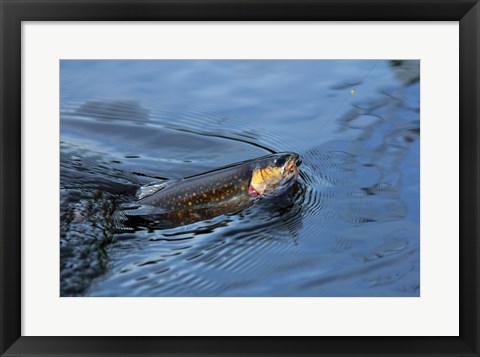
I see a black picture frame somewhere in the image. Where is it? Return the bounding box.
[1,1,478,356]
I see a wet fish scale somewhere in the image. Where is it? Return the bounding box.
[140,161,253,211]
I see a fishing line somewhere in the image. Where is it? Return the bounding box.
[301,60,380,150]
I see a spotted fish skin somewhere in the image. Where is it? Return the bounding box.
[139,160,254,211]
[126,153,301,229]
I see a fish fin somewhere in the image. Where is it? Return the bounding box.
[136,180,174,200]
[121,204,166,216]
[112,210,133,232]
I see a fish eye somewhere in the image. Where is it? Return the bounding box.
[273,157,286,167]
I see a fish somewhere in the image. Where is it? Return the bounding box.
[121,152,302,229]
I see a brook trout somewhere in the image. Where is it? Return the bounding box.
[123,152,301,229]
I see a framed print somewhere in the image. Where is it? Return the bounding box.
[1,0,479,356]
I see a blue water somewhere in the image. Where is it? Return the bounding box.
[60,60,420,297]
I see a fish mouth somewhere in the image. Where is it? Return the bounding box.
[295,154,302,167]
[286,154,301,174]
[283,152,302,167]
[282,162,299,185]
[293,153,302,167]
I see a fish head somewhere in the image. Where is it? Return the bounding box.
[250,152,302,197]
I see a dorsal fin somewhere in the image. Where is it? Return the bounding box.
[136,180,174,200]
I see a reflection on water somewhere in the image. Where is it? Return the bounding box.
[60,60,420,297]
